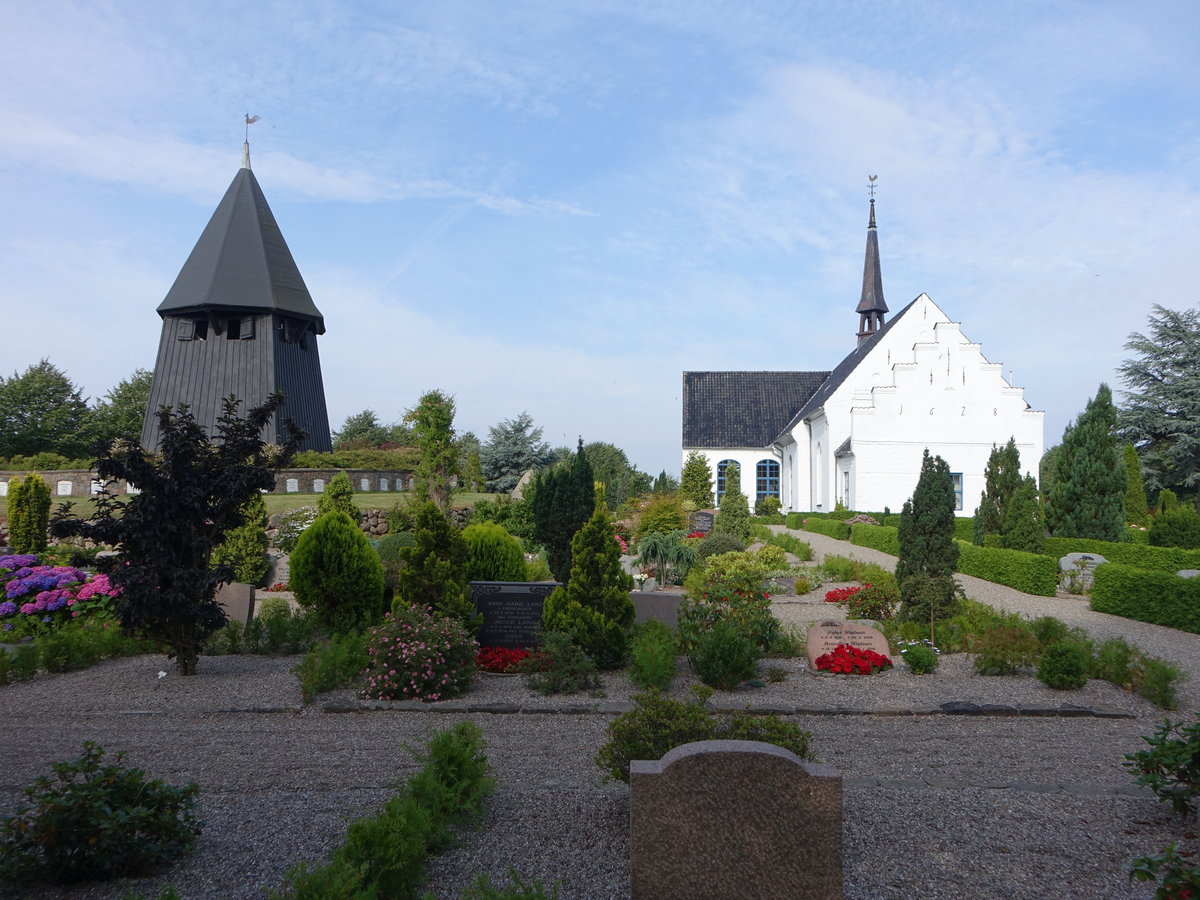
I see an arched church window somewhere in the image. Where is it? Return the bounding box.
[715,459,737,504]
[755,460,780,502]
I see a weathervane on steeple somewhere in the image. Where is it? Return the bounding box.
[242,113,260,170]
[868,174,878,199]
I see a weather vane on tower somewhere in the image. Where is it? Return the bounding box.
[868,174,878,200]
[242,113,260,169]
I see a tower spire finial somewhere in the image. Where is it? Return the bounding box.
[867,174,877,228]
[242,113,260,169]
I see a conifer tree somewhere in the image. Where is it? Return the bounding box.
[396,500,479,633]
[1000,475,1045,554]
[317,471,360,522]
[679,450,714,509]
[1123,443,1150,528]
[291,510,386,634]
[896,450,961,624]
[540,492,635,668]
[530,438,595,583]
[210,492,271,585]
[405,389,458,511]
[1046,384,1127,541]
[713,461,751,542]
[8,472,50,554]
[972,438,1022,545]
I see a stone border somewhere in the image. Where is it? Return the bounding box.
[318,698,1135,718]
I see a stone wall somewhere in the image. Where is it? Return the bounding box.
[0,468,412,499]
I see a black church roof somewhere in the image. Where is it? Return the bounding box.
[156,166,325,333]
[682,371,830,448]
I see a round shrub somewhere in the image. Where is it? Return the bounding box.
[1037,641,1090,690]
[688,621,759,690]
[1029,616,1070,649]
[755,543,788,571]
[360,605,476,702]
[844,582,899,621]
[0,742,200,885]
[899,642,939,675]
[696,532,745,561]
[256,595,292,620]
[290,511,386,634]
[463,522,526,582]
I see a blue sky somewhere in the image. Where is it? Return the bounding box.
[2,1,1197,478]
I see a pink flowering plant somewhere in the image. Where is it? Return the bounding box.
[0,555,123,637]
[359,604,477,702]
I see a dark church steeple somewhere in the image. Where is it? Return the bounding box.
[141,135,332,452]
[855,179,888,346]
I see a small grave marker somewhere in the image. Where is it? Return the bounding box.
[805,619,890,668]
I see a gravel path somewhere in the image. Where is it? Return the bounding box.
[1,532,1197,899]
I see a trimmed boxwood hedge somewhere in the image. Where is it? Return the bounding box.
[954,541,1058,596]
[1091,563,1200,633]
[850,523,900,555]
[784,512,805,530]
[1043,537,1200,573]
[801,517,851,540]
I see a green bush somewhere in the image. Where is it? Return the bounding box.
[0,742,200,885]
[594,690,814,783]
[764,532,812,560]
[898,642,939,674]
[1149,506,1200,550]
[688,621,758,690]
[1129,843,1200,899]
[678,551,778,653]
[755,543,788,571]
[1139,658,1187,711]
[244,606,323,655]
[696,531,745,560]
[635,493,687,540]
[850,523,900,555]
[274,722,493,900]
[290,511,387,634]
[972,625,1040,675]
[524,554,554,582]
[1037,641,1090,690]
[360,606,476,702]
[317,471,361,522]
[802,517,851,540]
[1091,563,1200,634]
[461,870,561,900]
[954,542,1058,596]
[1093,637,1139,687]
[523,631,601,695]
[374,531,415,599]
[755,495,782,517]
[294,632,369,703]
[1043,537,1200,573]
[1029,616,1070,648]
[211,494,271,586]
[463,522,526,582]
[1123,715,1200,818]
[397,501,478,634]
[8,473,50,554]
[784,512,805,529]
[844,581,899,621]
[628,620,678,691]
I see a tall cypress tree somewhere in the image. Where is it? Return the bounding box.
[713,461,751,541]
[1046,384,1127,541]
[679,450,714,509]
[1001,475,1045,554]
[530,438,595,583]
[1123,443,1150,528]
[972,438,1022,545]
[896,450,961,624]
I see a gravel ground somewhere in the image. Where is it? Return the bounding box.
[1,528,1197,899]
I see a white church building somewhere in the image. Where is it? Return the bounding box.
[681,199,1044,515]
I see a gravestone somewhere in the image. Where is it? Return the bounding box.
[0,480,7,497]
[470,582,559,648]
[216,582,256,627]
[379,477,389,491]
[805,620,890,668]
[57,480,72,496]
[1177,570,1200,579]
[633,592,682,629]
[689,510,715,534]
[285,478,299,493]
[630,740,843,900]
[313,478,325,493]
[1059,552,1107,593]
[360,478,370,491]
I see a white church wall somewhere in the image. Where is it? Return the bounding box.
[681,448,783,509]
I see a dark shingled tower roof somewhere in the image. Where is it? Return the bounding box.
[156,164,325,333]
[855,197,887,343]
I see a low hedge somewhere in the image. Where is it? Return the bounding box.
[784,512,805,530]
[850,523,899,555]
[801,517,850,540]
[1091,563,1200,634]
[954,541,1058,597]
[1043,537,1200,573]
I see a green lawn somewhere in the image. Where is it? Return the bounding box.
[0,491,504,521]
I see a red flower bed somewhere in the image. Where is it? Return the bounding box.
[475,646,533,674]
[824,584,865,603]
[814,643,893,675]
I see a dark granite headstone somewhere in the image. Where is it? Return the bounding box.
[633,592,682,629]
[216,582,256,628]
[689,510,715,534]
[470,582,559,649]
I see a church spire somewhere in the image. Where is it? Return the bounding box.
[855,176,888,346]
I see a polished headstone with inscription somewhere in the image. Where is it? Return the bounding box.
[689,510,715,534]
[471,582,560,649]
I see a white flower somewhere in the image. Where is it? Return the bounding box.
[157,671,167,679]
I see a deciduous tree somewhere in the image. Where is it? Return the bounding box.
[0,359,90,458]
[50,396,302,675]
[89,368,152,448]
